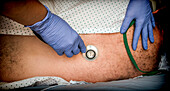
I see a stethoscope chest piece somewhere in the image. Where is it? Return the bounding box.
[82,45,98,61]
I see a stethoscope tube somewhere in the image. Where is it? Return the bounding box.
[123,20,159,76]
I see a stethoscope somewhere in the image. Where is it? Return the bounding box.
[123,20,159,75]
[82,45,98,61]
[82,20,159,76]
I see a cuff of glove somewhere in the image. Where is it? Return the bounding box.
[25,5,51,32]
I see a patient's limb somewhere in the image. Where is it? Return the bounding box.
[0,25,163,82]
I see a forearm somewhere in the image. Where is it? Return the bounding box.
[0,0,47,25]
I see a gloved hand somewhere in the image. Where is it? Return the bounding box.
[120,0,155,50]
[26,6,86,57]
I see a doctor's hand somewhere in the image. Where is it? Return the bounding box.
[26,6,86,57]
[120,0,155,50]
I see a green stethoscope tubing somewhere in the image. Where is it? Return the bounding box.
[123,20,159,75]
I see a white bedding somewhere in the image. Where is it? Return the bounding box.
[0,0,129,35]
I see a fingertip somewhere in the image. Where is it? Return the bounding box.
[67,56,73,58]
[132,39,137,51]
[56,50,64,56]
[58,54,64,56]
[120,27,127,34]
[150,38,154,43]
[152,22,156,28]
[144,46,148,50]
[81,48,86,53]
[65,51,74,58]
[143,44,148,50]
[132,45,137,51]
[66,54,73,58]
[151,20,156,28]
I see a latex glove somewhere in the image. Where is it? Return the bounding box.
[120,0,155,50]
[26,6,86,57]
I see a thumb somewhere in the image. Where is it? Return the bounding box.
[120,16,133,34]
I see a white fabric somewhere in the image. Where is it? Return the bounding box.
[0,76,69,89]
[40,0,129,34]
[0,16,34,35]
[0,0,129,35]
[0,76,89,90]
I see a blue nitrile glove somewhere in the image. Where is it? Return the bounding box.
[26,6,86,57]
[120,0,155,50]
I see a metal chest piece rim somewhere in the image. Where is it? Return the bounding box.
[82,45,98,61]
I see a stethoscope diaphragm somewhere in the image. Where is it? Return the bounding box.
[82,45,98,61]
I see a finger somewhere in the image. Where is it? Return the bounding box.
[78,37,86,53]
[142,24,148,50]
[56,50,64,56]
[73,47,80,55]
[148,20,154,43]
[65,51,74,58]
[132,20,143,51]
[151,13,155,27]
[120,16,133,34]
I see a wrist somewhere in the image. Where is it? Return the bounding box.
[25,5,52,33]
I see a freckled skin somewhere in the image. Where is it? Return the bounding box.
[0,26,163,83]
